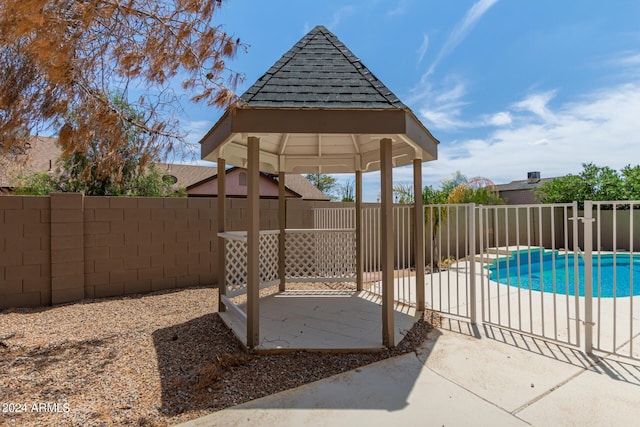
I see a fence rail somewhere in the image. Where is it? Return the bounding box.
[476,203,581,347]
[312,201,640,361]
[590,201,640,360]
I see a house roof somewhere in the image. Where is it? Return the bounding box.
[199,25,438,174]
[0,136,60,188]
[155,163,217,188]
[497,178,555,192]
[240,25,407,110]
[1,136,328,199]
[186,167,330,200]
[0,136,216,189]
[280,174,330,201]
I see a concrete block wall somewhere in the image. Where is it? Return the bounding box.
[225,198,280,231]
[83,196,219,299]
[0,196,51,307]
[1,194,288,309]
[51,193,85,304]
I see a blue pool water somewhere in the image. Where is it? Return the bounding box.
[488,249,640,297]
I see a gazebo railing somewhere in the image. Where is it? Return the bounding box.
[285,229,356,282]
[219,228,358,303]
[219,230,280,298]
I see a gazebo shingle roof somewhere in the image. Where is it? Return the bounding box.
[200,24,438,174]
[240,25,408,110]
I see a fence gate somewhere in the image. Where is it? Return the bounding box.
[423,204,475,320]
[475,203,582,348]
[588,201,640,360]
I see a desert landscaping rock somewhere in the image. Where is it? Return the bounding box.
[1,284,434,426]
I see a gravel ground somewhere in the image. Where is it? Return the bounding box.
[0,284,438,427]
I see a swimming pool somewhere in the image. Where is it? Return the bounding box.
[487,249,640,297]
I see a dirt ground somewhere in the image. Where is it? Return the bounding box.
[0,284,437,426]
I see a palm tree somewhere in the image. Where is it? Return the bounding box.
[393,183,449,271]
[394,175,503,272]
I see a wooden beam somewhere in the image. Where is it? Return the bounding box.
[217,158,226,313]
[413,158,425,311]
[278,171,286,292]
[355,170,363,291]
[247,137,260,348]
[380,138,394,347]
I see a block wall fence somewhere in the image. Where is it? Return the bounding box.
[0,194,335,309]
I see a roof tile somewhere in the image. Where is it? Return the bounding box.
[239,25,407,110]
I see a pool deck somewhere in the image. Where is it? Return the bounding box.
[176,315,640,427]
[177,250,640,426]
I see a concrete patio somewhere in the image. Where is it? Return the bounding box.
[218,289,417,352]
[177,315,640,426]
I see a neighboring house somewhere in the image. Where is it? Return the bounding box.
[186,167,329,200]
[0,136,59,192]
[496,172,556,205]
[0,136,329,200]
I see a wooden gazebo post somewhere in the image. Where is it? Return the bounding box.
[355,169,363,291]
[217,158,226,313]
[247,136,260,347]
[380,138,394,347]
[278,171,286,292]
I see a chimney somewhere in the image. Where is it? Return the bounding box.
[527,171,541,184]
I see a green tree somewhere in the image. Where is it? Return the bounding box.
[447,177,503,205]
[535,163,627,207]
[14,164,184,197]
[13,172,58,195]
[305,173,339,200]
[15,93,186,197]
[339,179,355,202]
[440,171,468,194]
[393,173,502,271]
[621,165,640,200]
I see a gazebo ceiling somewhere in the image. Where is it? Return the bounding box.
[199,25,439,174]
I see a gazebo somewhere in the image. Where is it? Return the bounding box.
[199,25,438,351]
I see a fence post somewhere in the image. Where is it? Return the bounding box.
[468,203,477,324]
[478,205,485,322]
[583,200,594,354]
[413,159,425,311]
[217,158,227,313]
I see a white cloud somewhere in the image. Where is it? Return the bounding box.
[382,82,640,196]
[487,111,512,126]
[425,0,499,78]
[407,0,500,130]
[416,34,429,66]
[512,90,557,121]
[415,79,472,131]
[184,120,213,146]
[328,5,355,29]
[418,83,640,186]
[605,50,640,68]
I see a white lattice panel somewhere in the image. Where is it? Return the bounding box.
[225,238,248,297]
[316,232,356,279]
[285,231,318,279]
[258,232,279,285]
[285,230,356,281]
[223,231,281,298]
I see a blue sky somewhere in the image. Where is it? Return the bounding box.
[181,0,640,201]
